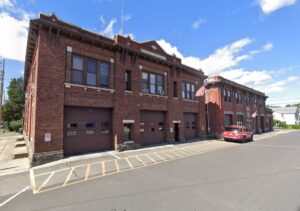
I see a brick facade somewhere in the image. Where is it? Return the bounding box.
[23,14,207,165]
[205,76,273,138]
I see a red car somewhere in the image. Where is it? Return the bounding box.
[223,125,253,143]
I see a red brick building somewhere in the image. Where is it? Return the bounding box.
[23,14,207,165]
[205,76,273,137]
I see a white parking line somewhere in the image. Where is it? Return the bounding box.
[0,186,30,208]
[107,151,121,159]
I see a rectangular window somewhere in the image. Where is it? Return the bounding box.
[186,83,191,99]
[182,82,186,99]
[182,81,196,100]
[237,115,244,126]
[191,84,195,100]
[87,59,97,86]
[192,121,196,129]
[141,71,165,95]
[142,72,149,93]
[101,122,110,134]
[158,122,164,131]
[85,122,95,128]
[236,92,242,104]
[157,75,164,95]
[125,70,131,91]
[72,55,84,84]
[67,123,77,129]
[186,122,190,129]
[224,114,233,126]
[223,89,227,102]
[173,81,177,97]
[99,62,109,87]
[224,90,232,103]
[71,54,111,88]
[140,123,145,132]
[150,73,156,94]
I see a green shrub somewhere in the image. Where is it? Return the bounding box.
[9,119,23,132]
[276,121,288,129]
[291,125,300,130]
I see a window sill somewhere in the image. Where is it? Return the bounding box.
[65,83,115,93]
[139,92,168,99]
[182,98,198,103]
[125,90,133,94]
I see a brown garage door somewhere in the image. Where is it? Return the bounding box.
[64,106,113,155]
[140,111,166,146]
[184,113,197,140]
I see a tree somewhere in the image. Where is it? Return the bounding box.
[285,103,300,108]
[2,77,24,130]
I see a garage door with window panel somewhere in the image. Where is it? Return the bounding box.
[140,111,166,146]
[184,113,197,140]
[64,107,113,155]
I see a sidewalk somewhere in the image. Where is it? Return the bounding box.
[0,132,29,177]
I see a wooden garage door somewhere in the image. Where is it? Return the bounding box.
[184,113,197,140]
[64,106,112,155]
[140,111,166,146]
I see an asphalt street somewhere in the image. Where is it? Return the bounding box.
[1,131,300,211]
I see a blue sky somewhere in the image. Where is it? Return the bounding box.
[0,0,299,106]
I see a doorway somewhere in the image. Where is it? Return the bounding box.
[123,123,132,142]
[174,123,180,142]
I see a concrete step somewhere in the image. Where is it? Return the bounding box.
[14,146,28,159]
[15,140,26,148]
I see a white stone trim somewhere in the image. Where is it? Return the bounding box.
[67,46,72,52]
[64,83,115,93]
[123,120,135,124]
[141,49,166,61]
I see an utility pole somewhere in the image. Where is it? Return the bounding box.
[0,58,5,125]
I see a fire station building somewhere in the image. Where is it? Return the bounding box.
[205,76,273,137]
[23,14,207,165]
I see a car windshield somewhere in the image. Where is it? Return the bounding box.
[225,127,241,132]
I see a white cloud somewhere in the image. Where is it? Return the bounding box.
[192,38,253,75]
[99,15,105,25]
[101,18,117,38]
[263,42,273,51]
[0,0,14,8]
[192,18,206,30]
[157,39,184,58]
[157,38,277,76]
[0,12,29,61]
[220,68,272,86]
[123,14,131,22]
[257,76,299,93]
[257,0,297,14]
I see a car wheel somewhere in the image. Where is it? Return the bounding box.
[249,135,253,142]
[242,136,246,143]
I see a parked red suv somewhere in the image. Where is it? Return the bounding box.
[223,125,253,143]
